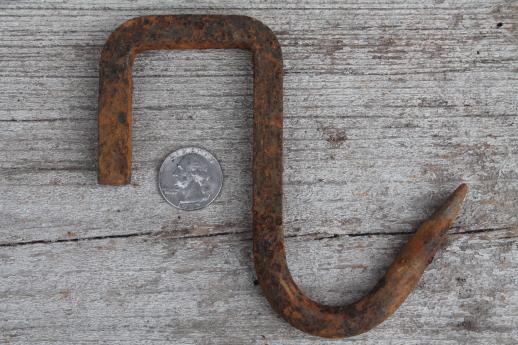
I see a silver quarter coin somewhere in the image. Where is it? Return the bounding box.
[159,147,223,211]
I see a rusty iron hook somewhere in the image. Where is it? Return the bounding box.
[97,15,468,338]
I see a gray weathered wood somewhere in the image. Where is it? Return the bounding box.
[0,0,517,343]
[0,229,516,344]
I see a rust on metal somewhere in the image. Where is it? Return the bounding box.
[98,15,468,338]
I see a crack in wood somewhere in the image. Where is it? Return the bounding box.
[0,226,513,248]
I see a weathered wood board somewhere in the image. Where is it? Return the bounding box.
[0,0,517,344]
[0,229,516,344]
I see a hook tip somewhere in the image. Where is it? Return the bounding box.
[455,182,469,196]
[431,183,469,229]
[451,183,469,207]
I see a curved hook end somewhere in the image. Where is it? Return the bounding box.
[254,183,469,339]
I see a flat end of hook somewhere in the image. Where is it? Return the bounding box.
[97,172,131,186]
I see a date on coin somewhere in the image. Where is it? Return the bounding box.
[159,147,223,210]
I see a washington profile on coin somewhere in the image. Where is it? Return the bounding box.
[158,147,223,210]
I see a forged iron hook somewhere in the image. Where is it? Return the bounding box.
[97,15,468,338]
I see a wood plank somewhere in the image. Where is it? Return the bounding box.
[0,228,516,344]
[1,0,517,242]
[0,0,517,343]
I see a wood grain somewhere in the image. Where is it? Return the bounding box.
[0,229,516,344]
[0,0,517,343]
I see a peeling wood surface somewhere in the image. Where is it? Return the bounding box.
[0,0,517,344]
